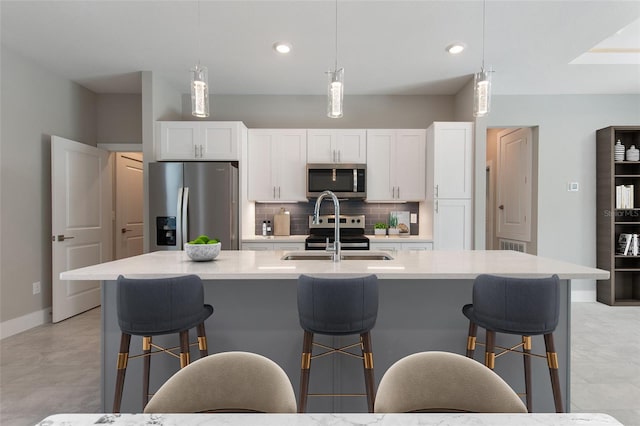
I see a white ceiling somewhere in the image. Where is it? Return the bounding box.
[1,0,639,96]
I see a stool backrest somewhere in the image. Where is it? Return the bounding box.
[374,351,528,413]
[143,351,297,413]
[472,274,560,334]
[297,274,378,335]
[116,274,206,335]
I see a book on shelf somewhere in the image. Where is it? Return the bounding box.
[615,185,634,209]
[617,233,639,256]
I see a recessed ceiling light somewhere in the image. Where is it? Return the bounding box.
[273,42,292,54]
[446,43,466,55]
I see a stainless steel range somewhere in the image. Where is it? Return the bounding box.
[305,214,369,250]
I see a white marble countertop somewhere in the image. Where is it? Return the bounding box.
[35,412,623,426]
[60,250,609,281]
[241,235,434,243]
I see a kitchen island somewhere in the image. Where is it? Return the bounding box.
[61,250,608,414]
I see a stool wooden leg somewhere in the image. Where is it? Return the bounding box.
[484,330,496,369]
[466,321,478,358]
[544,333,564,413]
[522,335,532,412]
[298,331,313,413]
[179,330,191,368]
[142,336,152,408]
[113,333,131,413]
[196,323,209,358]
[360,332,376,413]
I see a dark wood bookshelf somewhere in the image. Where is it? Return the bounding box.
[596,126,640,306]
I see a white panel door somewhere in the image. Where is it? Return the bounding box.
[51,136,112,322]
[336,130,367,163]
[276,131,308,201]
[434,199,472,250]
[394,130,426,201]
[432,122,473,199]
[115,153,143,259]
[366,130,394,201]
[496,128,532,241]
[307,129,335,163]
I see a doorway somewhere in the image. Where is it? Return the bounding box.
[485,127,538,254]
[114,152,144,259]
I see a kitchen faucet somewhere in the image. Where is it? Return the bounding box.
[313,190,341,262]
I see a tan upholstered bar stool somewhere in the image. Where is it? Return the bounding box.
[462,274,563,412]
[113,274,214,413]
[297,274,378,413]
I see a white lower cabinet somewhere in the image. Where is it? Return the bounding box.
[370,241,433,252]
[242,241,304,251]
[433,199,472,250]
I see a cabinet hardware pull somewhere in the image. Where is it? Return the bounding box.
[435,185,439,197]
[397,187,400,199]
[273,187,276,198]
[338,150,341,162]
[435,200,439,213]
[278,187,281,198]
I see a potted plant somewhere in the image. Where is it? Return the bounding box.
[374,222,387,236]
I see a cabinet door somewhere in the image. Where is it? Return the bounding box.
[273,242,305,251]
[201,122,239,160]
[307,129,335,163]
[275,131,308,201]
[157,122,198,160]
[431,122,473,199]
[247,131,276,201]
[366,130,394,201]
[401,242,433,250]
[433,199,472,250]
[242,242,274,250]
[370,242,402,252]
[394,130,426,201]
[336,130,367,163]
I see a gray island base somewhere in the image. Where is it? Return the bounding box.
[61,250,608,414]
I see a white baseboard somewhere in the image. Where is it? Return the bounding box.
[0,307,51,340]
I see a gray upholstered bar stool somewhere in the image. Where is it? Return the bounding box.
[113,274,214,413]
[297,274,378,413]
[462,274,562,413]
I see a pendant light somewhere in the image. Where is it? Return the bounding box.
[473,0,491,118]
[327,0,344,118]
[191,1,209,118]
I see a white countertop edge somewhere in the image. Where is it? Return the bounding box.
[60,250,610,281]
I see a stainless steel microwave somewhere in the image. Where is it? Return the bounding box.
[306,163,366,199]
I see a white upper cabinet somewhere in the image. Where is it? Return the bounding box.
[156,121,242,161]
[426,122,473,199]
[366,129,426,202]
[247,129,307,202]
[307,129,366,163]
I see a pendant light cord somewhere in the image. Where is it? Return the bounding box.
[197,0,201,66]
[481,0,486,71]
[334,0,338,71]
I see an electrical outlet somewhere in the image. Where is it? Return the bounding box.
[568,182,579,192]
[32,281,41,295]
[410,213,418,224]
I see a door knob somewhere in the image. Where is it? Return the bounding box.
[499,205,504,210]
[121,228,133,234]
[56,235,74,241]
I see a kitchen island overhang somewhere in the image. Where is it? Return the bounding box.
[61,250,608,414]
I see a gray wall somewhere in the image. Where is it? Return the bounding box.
[180,94,454,128]
[483,95,640,300]
[0,46,97,325]
[96,94,142,144]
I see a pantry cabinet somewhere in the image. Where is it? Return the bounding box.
[247,129,307,202]
[156,121,242,161]
[307,129,366,163]
[366,130,426,202]
[427,122,474,250]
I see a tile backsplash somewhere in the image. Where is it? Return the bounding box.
[255,201,420,235]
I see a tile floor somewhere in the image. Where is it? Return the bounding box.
[1,303,639,425]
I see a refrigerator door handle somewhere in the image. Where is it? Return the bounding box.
[176,187,184,246]
[182,187,190,245]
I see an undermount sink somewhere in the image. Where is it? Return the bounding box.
[281,251,394,261]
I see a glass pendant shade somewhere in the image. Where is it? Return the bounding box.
[327,68,344,119]
[191,64,209,118]
[473,69,491,118]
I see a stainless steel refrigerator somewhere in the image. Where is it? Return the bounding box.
[149,162,239,251]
